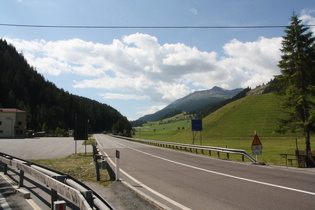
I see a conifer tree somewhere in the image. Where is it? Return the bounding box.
[275,13,315,166]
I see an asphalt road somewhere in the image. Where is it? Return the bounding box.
[94,134,315,210]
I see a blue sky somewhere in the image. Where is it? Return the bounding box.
[1,0,315,120]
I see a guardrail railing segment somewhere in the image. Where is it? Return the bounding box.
[0,152,114,210]
[114,135,261,164]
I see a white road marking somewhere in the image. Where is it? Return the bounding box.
[95,136,191,210]
[117,141,315,196]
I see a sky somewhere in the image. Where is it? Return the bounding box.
[1,0,315,120]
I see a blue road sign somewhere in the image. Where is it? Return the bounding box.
[191,119,203,131]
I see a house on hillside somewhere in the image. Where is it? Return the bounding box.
[0,108,27,138]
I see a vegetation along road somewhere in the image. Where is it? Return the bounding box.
[95,134,315,210]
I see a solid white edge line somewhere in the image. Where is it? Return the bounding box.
[95,135,191,210]
[121,180,171,210]
[104,148,191,210]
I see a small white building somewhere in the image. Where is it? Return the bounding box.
[0,108,27,138]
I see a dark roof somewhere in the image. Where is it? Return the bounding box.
[0,108,26,113]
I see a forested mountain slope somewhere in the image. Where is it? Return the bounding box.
[0,39,130,134]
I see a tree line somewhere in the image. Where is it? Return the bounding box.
[0,39,131,136]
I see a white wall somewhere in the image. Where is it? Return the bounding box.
[0,113,16,138]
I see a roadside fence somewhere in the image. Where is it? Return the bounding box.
[114,136,262,164]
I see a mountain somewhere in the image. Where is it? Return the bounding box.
[0,39,131,134]
[138,86,243,122]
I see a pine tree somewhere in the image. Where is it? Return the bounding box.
[274,13,315,166]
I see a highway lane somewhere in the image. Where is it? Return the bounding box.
[95,134,315,210]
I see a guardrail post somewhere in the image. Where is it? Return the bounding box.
[51,189,58,210]
[242,155,244,162]
[94,155,101,181]
[19,170,24,188]
[83,190,94,207]
[217,152,220,158]
[4,163,8,175]
[227,153,230,160]
[92,144,97,159]
[115,150,120,181]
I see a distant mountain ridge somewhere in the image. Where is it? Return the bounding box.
[138,86,243,122]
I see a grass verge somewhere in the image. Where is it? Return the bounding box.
[30,152,113,187]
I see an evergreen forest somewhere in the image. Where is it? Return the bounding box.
[0,39,131,135]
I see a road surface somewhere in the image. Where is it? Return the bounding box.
[95,134,315,210]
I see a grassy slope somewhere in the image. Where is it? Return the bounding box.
[202,93,287,137]
[135,93,307,166]
[138,93,293,139]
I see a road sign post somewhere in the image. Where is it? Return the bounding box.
[251,132,262,161]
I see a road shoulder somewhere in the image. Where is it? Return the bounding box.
[85,181,161,210]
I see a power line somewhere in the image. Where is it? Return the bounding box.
[1,23,314,29]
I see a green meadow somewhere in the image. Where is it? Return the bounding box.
[134,93,311,166]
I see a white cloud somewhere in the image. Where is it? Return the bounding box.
[6,33,283,103]
[190,8,198,15]
[137,105,167,116]
[301,9,315,34]
[99,93,148,100]
[219,36,282,88]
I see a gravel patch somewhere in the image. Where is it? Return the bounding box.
[85,181,162,210]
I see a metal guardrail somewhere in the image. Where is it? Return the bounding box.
[114,136,261,164]
[0,152,113,210]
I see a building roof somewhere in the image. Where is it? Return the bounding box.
[0,108,26,113]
